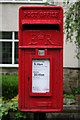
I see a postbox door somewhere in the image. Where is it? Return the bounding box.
[23,48,62,109]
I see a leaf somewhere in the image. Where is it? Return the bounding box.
[63,1,80,59]
[23,115,27,119]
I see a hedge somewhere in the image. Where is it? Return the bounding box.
[2,75,18,99]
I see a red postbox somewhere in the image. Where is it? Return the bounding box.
[18,6,63,112]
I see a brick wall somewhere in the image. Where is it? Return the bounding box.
[63,68,80,94]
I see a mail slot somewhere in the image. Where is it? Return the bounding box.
[18,6,63,112]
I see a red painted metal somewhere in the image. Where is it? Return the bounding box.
[19,46,63,48]
[18,6,63,112]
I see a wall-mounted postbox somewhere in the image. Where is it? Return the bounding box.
[19,6,63,112]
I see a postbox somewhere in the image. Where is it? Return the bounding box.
[18,6,63,112]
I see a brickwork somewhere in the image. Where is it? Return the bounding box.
[63,68,80,94]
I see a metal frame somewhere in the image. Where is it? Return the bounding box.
[0,0,46,3]
[30,53,52,96]
[0,31,19,67]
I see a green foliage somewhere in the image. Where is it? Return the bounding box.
[63,94,75,99]
[44,2,49,6]
[63,87,80,99]
[64,1,80,42]
[74,87,80,95]
[63,1,80,58]
[0,98,9,120]
[15,111,27,120]
[0,97,28,120]
[44,1,55,6]
[2,75,18,99]
[45,1,80,58]
[0,75,2,97]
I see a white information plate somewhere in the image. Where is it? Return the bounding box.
[32,59,50,93]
